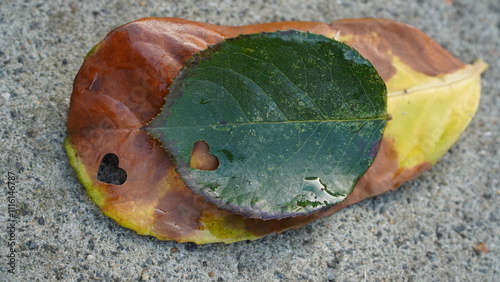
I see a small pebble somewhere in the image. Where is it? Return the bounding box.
[86,254,96,262]
[473,242,489,255]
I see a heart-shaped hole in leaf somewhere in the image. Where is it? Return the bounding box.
[97,153,127,185]
[190,140,220,171]
[147,30,387,219]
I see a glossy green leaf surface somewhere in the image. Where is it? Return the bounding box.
[147,31,387,219]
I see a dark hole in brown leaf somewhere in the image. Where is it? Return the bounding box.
[190,140,219,171]
[97,153,127,185]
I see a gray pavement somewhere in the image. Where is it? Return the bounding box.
[1,0,498,280]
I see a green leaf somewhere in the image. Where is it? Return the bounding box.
[147,30,387,219]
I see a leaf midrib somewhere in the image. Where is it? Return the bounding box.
[148,116,387,129]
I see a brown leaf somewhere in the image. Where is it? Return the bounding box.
[66,17,485,243]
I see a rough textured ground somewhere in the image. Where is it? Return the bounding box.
[1,0,498,281]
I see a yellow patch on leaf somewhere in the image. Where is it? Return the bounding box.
[385,59,487,169]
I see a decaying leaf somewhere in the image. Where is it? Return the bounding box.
[65,18,487,243]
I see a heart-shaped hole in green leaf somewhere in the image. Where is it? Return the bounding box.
[97,153,127,185]
[147,30,387,219]
[190,140,220,171]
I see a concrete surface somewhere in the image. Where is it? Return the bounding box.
[1,0,498,280]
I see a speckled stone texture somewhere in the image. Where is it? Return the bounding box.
[0,0,498,280]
